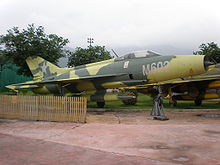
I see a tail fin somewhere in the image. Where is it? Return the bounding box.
[26,56,73,81]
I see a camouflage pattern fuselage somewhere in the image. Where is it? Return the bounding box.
[33,55,174,101]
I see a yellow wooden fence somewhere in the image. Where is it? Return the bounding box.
[0,95,87,123]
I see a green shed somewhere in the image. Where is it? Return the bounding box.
[0,63,32,92]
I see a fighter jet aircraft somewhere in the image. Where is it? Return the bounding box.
[6,50,215,120]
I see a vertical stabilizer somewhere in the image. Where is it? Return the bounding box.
[26,56,73,80]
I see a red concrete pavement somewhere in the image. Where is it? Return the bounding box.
[0,119,220,164]
[0,133,162,165]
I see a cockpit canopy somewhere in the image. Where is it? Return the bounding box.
[115,50,161,61]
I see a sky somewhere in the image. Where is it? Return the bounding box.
[1,0,220,57]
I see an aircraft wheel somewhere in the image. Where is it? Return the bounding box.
[97,101,105,108]
[194,99,202,106]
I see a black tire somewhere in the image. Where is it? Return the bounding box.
[97,101,105,108]
[194,99,202,106]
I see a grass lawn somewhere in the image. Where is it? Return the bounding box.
[88,94,220,110]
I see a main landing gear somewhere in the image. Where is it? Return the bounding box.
[149,86,169,120]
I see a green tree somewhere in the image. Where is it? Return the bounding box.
[0,49,9,70]
[194,42,220,63]
[67,46,112,67]
[0,50,5,64]
[0,24,69,76]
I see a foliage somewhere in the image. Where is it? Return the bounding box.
[0,50,6,66]
[67,46,112,67]
[0,49,9,71]
[194,42,220,63]
[0,24,69,76]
